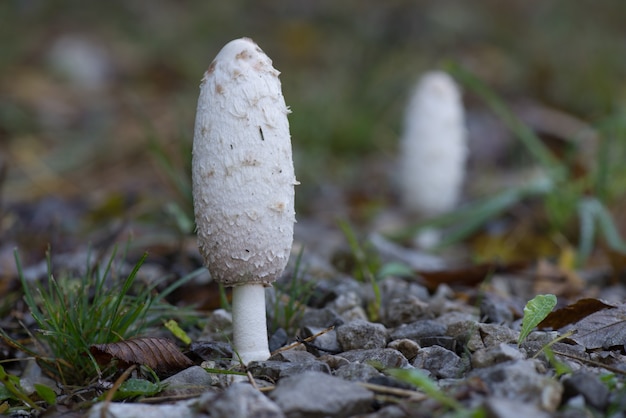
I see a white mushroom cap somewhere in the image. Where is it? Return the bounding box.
[192,37,297,286]
[399,71,467,217]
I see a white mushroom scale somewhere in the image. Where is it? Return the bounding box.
[192,38,297,364]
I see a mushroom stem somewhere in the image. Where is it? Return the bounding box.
[232,283,270,364]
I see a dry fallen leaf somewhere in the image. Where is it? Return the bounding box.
[563,305,626,350]
[417,261,528,291]
[538,298,616,330]
[89,337,193,377]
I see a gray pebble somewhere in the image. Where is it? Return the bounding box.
[301,325,342,355]
[387,339,420,361]
[390,319,447,342]
[334,362,383,382]
[480,293,515,324]
[88,402,193,418]
[337,348,409,369]
[160,366,221,397]
[269,349,318,363]
[383,295,430,327]
[248,360,331,382]
[336,319,388,351]
[562,370,610,411]
[300,307,344,328]
[471,343,526,368]
[413,346,464,379]
[484,397,551,418]
[469,359,563,412]
[318,354,351,370]
[198,382,284,418]
[269,371,374,418]
[466,323,519,351]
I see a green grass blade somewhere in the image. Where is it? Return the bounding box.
[446,63,564,177]
[388,368,465,411]
[14,250,45,325]
[34,383,57,406]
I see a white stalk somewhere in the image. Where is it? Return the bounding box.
[399,71,467,218]
[232,284,270,364]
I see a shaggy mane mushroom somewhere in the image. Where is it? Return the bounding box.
[192,37,297,364]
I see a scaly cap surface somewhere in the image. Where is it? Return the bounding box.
[192,38,297,286]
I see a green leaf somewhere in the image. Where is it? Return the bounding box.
[164,319,192,345]
[113,378,162,400]
[0,383,16,402]
[0,365,38,410]
[376,262,414,280]
[34,383,56,405]
[518,294,557,345]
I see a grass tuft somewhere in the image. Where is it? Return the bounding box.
[2,247,200,387]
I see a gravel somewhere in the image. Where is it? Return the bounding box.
[81,238,622,417]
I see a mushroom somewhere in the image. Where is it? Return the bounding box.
[192,38,297,364]
[398,71,467,248]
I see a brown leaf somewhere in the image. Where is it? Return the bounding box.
[563,305,626,350]
[89,337,193,377]
[538,298,616,330]
[418,261,528,291]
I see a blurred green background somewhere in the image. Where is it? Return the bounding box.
[1,0,626,228]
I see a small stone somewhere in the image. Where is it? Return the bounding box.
[269,371,374,417]
[160,366,220,397]
[334,362,383,382]
[338,348,409,369]
[248,360,330,382]
[480,293,515,324]
[390,319,447,342]
[318,354,351,370]
[562,370,610,411]
[336,319,388,351]
[387,339,420,361]
[88,402,193,418]
[300,307,344,328]
[471,343,526,368]
[269,328,289,352]
[413,346,464,379]
[469,359,563,412]
[383,295,430,327]
[356,404,408,418]
[188,340,232,361]
[269,349,318,363]
[445,318,480,340]
[466,323,519,352]
[197,382,285,418]
[301,326,342,355]
[328,291,369,322]
[484,397,551,418]
[418,336,457,352]
[525,330,560,345]
[379,276,430,302]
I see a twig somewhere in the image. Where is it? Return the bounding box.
[101,364,137,418]
[552,350,626,375]
[358,382,427,401]
[246,370,260,390]
[270,326,335,355]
